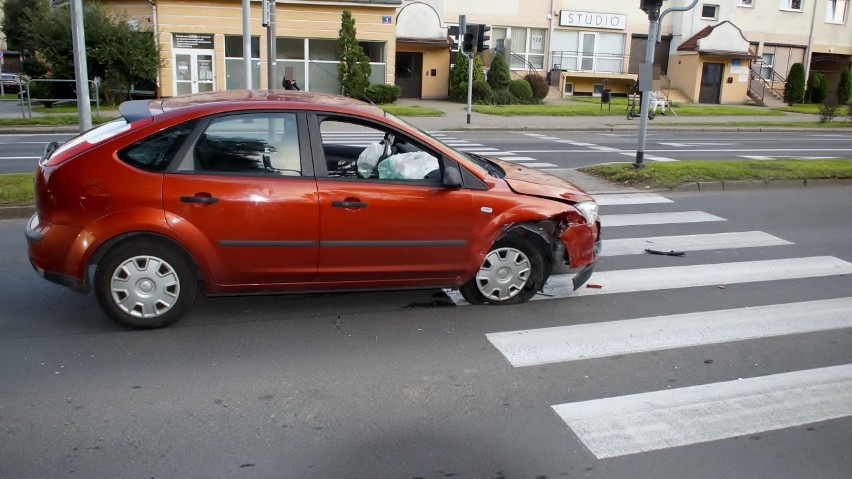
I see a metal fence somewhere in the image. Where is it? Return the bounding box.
[24,78,101,119]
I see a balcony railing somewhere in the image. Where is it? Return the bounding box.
[551,51,630,75]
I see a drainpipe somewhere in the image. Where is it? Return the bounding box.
[804,0,818,79]
[148,0,161,97]
[547,0,555,72]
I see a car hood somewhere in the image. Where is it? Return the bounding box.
[490,158,594,204]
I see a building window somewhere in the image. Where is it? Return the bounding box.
[275,38,386,94]
[760,53,775,80]
[780,0,803,11]
[738,0,754,7]
[564,83,574,95]
[551,31,626,74]
[701,4,719,19]
[224,36,261,90]
[826,0,849,23]
[493,27,546,70]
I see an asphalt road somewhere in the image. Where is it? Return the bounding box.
[2,187,851,478]
[2,129,851,174]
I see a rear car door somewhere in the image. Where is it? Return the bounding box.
[309,114,474,285]
[162,111,320,286]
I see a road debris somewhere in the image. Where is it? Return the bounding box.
[644,248,685,256]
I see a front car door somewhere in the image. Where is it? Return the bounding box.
[308,114,474,286]
[162,111,319,287]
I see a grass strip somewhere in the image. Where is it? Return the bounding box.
[0,115,115,127]
[579,160,852,189]
[0,173,34,206]
[380,104,445,117]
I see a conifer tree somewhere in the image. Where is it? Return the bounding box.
[337,10,371,99]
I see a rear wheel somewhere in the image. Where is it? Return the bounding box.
[460,234,544,305]
[94,239,197,329]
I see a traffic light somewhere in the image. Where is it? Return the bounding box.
[462,24,478,55]
[476,24,491,52]
[640,0,664,13]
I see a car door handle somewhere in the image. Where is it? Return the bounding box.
[181,194,219,204]
[332,200,367,209]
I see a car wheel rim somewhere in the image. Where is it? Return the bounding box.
[110,255,180,318]
[475,247,531,302]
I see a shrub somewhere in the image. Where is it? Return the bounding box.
[449,52,469,94]
[471,55,486,84]
[508,79,533,103]
[524,74,549,101]
[366,83,401,104]
[472,80,492,104]
[807,72,828,104]
[819,98,839,123]
[487,52,511,90]
[449,83,467,103]
[784,62,806,106]
[838,68,851,105]
[489,89,519,105]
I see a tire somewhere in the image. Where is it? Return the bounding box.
[459,234,545,305]
[94,238,198,329]
[627,111,635,120]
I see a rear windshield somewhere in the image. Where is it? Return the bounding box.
[49,118,131,159]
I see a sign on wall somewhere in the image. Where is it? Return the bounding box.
[173,33,214,50]
[559,11,627,30]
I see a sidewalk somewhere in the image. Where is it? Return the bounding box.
[394,98,825,132]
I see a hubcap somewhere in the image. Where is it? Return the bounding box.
[475,247,531,302]
[110,255,180,318]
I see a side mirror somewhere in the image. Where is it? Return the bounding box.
[442,161,463,188]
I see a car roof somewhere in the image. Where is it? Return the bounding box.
[151,89,386,117]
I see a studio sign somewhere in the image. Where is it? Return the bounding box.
[559,11,627,30]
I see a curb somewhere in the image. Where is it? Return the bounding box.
[666,178,852,193]
[0,205,35,220]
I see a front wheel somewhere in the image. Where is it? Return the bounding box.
[94,239,198,329]
[460,234,545,305]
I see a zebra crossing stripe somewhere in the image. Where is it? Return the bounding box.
[552,363,852,459]
[486,297,852,367]
[593,193,673,205]
[601,231,793,256]
[540,256,852,299]
[604,211,726,227]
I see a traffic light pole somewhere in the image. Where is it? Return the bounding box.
[467,54,473,124]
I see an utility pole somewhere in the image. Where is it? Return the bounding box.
[263,0,277,90]
[634,0,699,168]
[70,0,92,131]
[243,0,252,89]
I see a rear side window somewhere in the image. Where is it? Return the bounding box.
[118,121,197,172]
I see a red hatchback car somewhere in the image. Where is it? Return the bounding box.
[26,90,600,328]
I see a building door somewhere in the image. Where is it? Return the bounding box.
[699,62,724,104]
[174,50,215,95]
[580,32,596,71]
[395,52,422,98]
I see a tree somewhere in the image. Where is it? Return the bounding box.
[337,10,371,99]
[807,72,827,103]
[487,52,510,90]
[0,0,50,54]
[784,62,806,106]
[838,68,852,105]
[449,51,469,92]
[3,1,159,103]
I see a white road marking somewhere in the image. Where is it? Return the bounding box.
[603,211,726,227]
[552,364,852,459]
[487,297,852,367]
[739,155,838,160]
[542,256,852,298]
[659,142,735,147]
[601,231,793,257]
[0,156,40,160]
[593,193,673,205]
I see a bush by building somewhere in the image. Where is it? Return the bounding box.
[509,79,534,103]
[524,74,549,101]
[487,53,511,90]
[784,63,806,106]
[838,68,851,105]
[807,72,828,104]
[366,83,401,104]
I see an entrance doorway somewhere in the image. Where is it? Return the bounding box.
[174,49,215,95]
[395,52,422,98]
[699,62,724,104]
